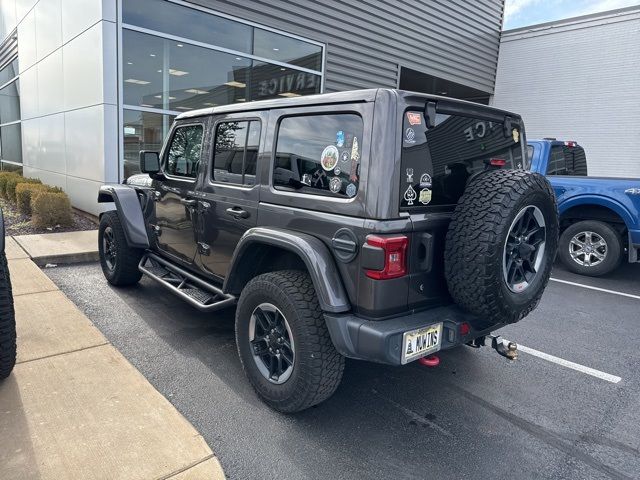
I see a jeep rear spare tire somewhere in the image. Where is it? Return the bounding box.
[445,169,558,325]
[0,250,16,380]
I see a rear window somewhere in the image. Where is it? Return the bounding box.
[546,144,587,176]
[273,113,363,199]
[400,110,526,209]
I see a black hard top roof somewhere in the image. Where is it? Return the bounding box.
[176,88,521,121]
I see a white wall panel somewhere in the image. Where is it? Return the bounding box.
[15,0,38,23]
[0,0,17,42]
[64,104,106,182]
[493,9,640,178]
[38,112,66,174]
[35,0,62,61]
[23,166,67,190]
[102,0,116,23]
[18,64,38,119]
[65,176,106,215]
[61,0,102,44]
[17,8,36,73]
[36,49,64,116]
[63,22,104,110]
[101,20,117,106]
[20,117,39,167]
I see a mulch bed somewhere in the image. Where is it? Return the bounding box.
[0,198,97,236]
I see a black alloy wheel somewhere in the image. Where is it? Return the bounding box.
[249,303,295,384]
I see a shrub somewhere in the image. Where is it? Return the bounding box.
[31,190,73,228]
[0,172,21,199]
[16,183,48,215]
[7,177,41,203]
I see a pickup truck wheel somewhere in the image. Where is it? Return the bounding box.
[0,251,16,380]
[235,270,345,413]
[445,170,559,325]
[558,220,622,276]
[98,211,143,286]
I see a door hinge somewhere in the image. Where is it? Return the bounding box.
[198,242,211,256]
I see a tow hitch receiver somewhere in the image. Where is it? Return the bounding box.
[467,334,518,360]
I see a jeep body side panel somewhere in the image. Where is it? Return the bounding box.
[224,227,351,313]
[97,184,150,249]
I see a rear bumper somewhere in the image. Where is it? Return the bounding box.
[324,305,504,366]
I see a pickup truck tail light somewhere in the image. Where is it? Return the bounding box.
[364,235,408,279]
[564,141,577,147]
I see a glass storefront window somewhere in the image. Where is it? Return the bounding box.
[253,29,322,71]
[0,123,22,164]
[250,62,320,101]
[0,79,20,124]
[123,30,251,111]
[123,109,175,178]
[123,0,252,54]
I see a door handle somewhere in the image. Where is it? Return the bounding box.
[226,207,249,219]
[180,198,197,207]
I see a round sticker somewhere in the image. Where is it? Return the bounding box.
[320,145,339,171]
[334,166,341,175]
[329,176,342,194]
[419,189,432,205]
[340,150,350,163]
[346,183,357,198]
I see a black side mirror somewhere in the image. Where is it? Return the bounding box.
[140,151,160,174]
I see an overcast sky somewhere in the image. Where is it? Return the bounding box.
[503,0,640,29]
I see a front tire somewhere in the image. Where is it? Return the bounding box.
[0,251,16,380]
[558,220,622,276]
[235,270,344,413]
[99,211,143,286]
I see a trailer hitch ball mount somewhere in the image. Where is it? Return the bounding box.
[467,334,518,360]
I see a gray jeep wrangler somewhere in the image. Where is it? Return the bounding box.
[98,89,558,413]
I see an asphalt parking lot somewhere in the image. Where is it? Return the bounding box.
[45,262,640,480]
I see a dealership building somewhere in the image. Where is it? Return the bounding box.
[493,6,640,178]
[0,0,505,214]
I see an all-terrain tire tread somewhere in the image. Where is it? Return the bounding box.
[444,169,558,324]
[99,211,143,286]
[0,252,16,379]
[237,270,344,412]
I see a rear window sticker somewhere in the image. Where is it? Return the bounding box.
[346,183,357,198]
[405,128,416,144]
[404,184,416,205]
[349,137,360,182]
[512,128,520,143]
[407,112,422,125]
[321,145,339,171]
[301,173,311,186]
[419,188,432,205]
[406,168,414,183]
[329,176,342,193]
[419,173,432,188]
[336,130,345,147]
[334,166,341,175]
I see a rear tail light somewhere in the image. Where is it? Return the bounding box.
[364,235,408,280]
[564,141,577,147]
[489,158,506,167]
[459,322,471,336]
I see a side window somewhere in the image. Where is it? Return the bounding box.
[273,113,363,198]
[165,124,203,178]
[546,145,567,176]
[213,120,261,185]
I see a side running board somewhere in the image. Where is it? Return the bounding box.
[139,252,237,312]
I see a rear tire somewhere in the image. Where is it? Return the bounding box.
[445,170,558,325]
[235,270,344,413]
[558,220,622,276]
[0,252,16,380]
[99,211,143,286]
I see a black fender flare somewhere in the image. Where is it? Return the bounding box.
[97,184,150,248]
[224,227,351,313]
[0,207,5,254]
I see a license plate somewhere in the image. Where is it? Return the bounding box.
[401,323,443,364]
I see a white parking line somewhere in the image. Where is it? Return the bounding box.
[517,344,622,384]
[550,277,640,301]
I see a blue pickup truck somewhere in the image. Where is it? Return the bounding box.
[528,139,640,276]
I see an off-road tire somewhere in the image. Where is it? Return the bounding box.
[0,252,16,380]
[444,169,558,325]
[99,211,143,286]
[236,270,345,413]
[558,220,622,277]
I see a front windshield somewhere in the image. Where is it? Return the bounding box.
[400,110,528,209]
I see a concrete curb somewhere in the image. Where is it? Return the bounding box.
[13,230,99,266]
